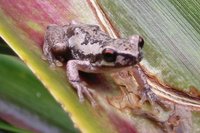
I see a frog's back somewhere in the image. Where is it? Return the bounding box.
[67,24,113,62]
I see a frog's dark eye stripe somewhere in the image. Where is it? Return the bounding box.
[102,48,117,62]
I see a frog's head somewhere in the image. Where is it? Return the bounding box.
[97,35,144,68]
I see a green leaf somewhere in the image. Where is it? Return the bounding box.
[0,38,16,56]
[0,54,79,133]
[98,0,200,90]
[0,120,30,133]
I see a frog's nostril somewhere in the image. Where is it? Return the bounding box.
[138,36,144,49]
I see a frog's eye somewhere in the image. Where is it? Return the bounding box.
[102,48,117,62]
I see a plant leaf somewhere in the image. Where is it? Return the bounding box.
[0,38,16,56]
[1,0,200,133]
[0,54,79,133]
[0,1,118,133]
[98,0,200,90]
[0,120,30,133]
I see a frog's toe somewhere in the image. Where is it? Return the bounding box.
[49,63,56,69]
[139,87,157,106]
[82,86,96,106]
[139,87,168,113]
[48,60,62,68]
[76,84,96,106]
[55,60,63,66]
[41,54,47,60]
[77,86,85,103]
[83,88,97,106]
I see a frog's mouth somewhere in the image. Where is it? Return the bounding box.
[114,52,143,67]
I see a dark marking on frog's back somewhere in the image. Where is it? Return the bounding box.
[70,47,102,63]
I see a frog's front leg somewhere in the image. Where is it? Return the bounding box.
[132,65,158,107]
[66,60,97,106]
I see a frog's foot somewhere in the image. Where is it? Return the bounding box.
[48,60,63,68]
[42,54,47,60]
[66,60,99,106]
[132,66,169,112]
[71,80,97,106]
[138,86,157,105]
[55,60,63,66]
[42,50,63,68]
[137,86,162,113]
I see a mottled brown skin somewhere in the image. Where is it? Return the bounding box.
[43,21,156,106]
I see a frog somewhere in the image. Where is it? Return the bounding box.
[43,21,157,106]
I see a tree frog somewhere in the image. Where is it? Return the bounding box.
[43,21,157,106]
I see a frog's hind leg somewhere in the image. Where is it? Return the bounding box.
[43,25,67,67]
[43,38,58,67]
